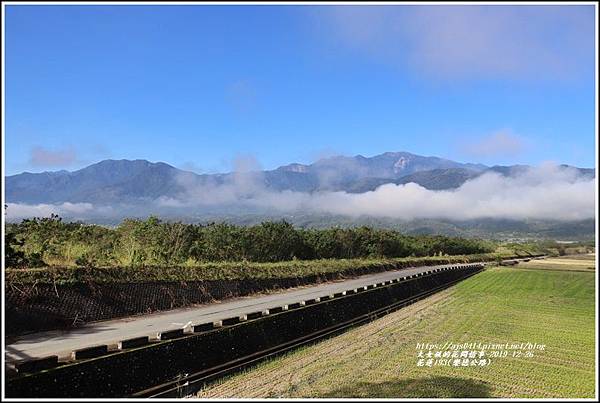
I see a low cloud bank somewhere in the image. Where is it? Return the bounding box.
[159,162,595,221]
[6,163,595,222]
[5,202,113,221]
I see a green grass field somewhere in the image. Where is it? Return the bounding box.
[198,255,596,398]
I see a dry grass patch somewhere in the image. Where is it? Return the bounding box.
[518,254,595,272]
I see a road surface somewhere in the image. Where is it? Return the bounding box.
[5,262,481,364]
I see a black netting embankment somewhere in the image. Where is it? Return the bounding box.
[6,265,483,398]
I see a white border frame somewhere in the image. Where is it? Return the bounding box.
[0,1,598,401]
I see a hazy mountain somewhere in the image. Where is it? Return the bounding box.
[5,160,187,204]
[273,151,487,191]
[6,153,595,240]
[5,152,594,204]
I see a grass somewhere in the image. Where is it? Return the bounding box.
[5,253,512,285]
[198,256,596,398]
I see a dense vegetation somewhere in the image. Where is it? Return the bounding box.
[5,254,502,285]
[4,215,499,268]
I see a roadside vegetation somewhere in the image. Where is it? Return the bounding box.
[5,215,498,268]
[5,215,588,286]
[198,254,596,398]
[5,253,501,285]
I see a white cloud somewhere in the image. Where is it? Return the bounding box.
[4,202,111,221]
[463,129,527,158]
[158,162,595,221]
[254,165,593,221]
[155,154,266,207]
[29,146,77,167]
[314,5,594,80]
[7,164,594,223]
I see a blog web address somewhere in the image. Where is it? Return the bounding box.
[415,341,547,368]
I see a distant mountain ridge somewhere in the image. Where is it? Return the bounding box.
[5,151,595,204]
[6,160,184,204]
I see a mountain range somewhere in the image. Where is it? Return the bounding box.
[6,151,595,205]
[5,152,596,240]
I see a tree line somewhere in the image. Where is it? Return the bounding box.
[5,215,495,268]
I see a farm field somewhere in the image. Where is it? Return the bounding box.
[198,256,596,398]
[518,254,595,272]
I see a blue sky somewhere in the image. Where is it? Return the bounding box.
[4,4,597,175]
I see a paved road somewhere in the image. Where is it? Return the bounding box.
[5,262,482,364]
